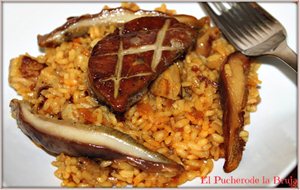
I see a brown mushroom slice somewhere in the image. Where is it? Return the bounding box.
[10,99,184,173]
[38,8,165,48]
[19,56,46,79]
[37,7,199,48]
[173,14,200,28]
[219,52,250,173]
[151,64,181,100]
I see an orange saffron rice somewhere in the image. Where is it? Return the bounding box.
[9,3,261,187]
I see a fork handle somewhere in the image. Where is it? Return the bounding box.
[267,41,297,72]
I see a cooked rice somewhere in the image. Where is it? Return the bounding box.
[9,3,261,187]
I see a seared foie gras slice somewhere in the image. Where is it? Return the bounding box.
[219,52,250,173]
[10,99,184,173]
[88,16,196,112]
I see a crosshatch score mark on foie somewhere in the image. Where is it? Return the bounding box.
[100,19,183,98]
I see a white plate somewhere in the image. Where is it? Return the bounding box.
[2,2,297,187]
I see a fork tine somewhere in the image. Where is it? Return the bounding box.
[202,3,255,48]
[228,3,266,40]
[233,3,281,46]
[201,3,218,18]
[220,11,254,45]
[201,3,247,49]
[221,5,258,43]
[239,3,275,32]
[212,2,227,12]
[247,3,278,23]
[244,4,282,40]
[222,3,268,42]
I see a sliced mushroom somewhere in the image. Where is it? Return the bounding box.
[37,7,199,48]
[219,52,250,173]
[20,56,46,79]
[10,99,184,173]
[151,64,181,100]
[173,14,200,28]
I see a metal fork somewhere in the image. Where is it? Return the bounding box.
[201,2,297,72]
